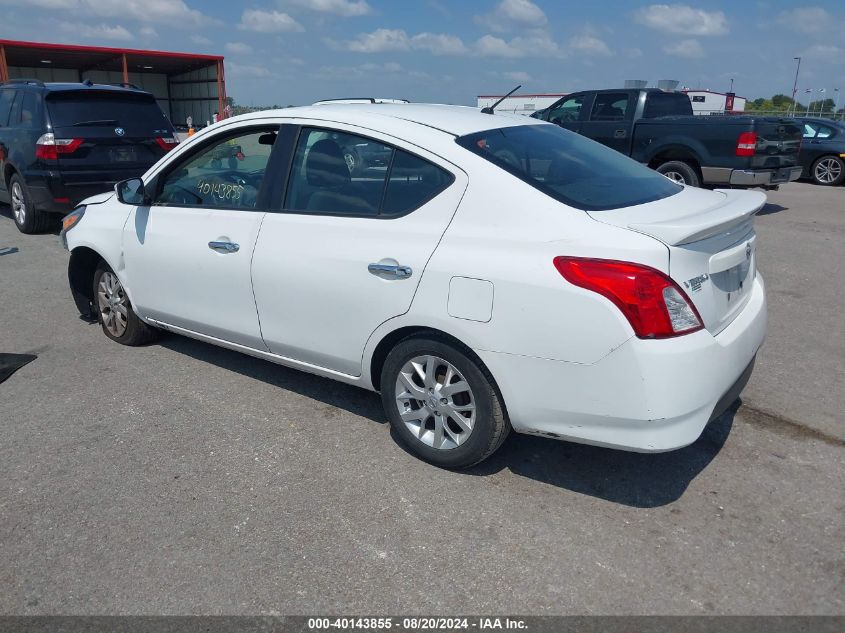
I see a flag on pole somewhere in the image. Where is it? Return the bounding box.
[805,88,812,93]
[819,88,826,93]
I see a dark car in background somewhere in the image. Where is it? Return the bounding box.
[796,118,845,186]
[0,79,178,233]
[532,89,803,190]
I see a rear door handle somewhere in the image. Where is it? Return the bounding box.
[208,241,240,253]
[368,262,413,279]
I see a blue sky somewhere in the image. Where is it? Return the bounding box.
[1,1,843,106]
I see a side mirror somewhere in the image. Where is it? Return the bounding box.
[116,178,146,205]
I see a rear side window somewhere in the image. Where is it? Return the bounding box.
[0,90,15,127]
[16,91,40,129]
[643,93,694,118]
[46,91,171,135]
[284,127,452,217]
[457,124,682,212]
[590,93,629,121]
[382,150,453,216]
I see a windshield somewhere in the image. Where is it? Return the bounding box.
[46,91,172,134]
[456,124,682,211]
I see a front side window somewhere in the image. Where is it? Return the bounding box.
[155,128,277,209]
[457,124,682,211]
[284,127,452,217]
[803,123,819,138]
[547,95,585,125]
[590,93,629,121]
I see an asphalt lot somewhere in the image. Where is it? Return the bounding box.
[0,182,842,615]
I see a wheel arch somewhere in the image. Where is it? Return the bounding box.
[647,145,703,172]
[68,246,107,320]
[367,325,506,410]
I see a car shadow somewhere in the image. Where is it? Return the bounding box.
[464,404,736,508]
[756,203,788,216]
[158,335,386,424]
[0,203,61,234]
[159,334,734,508]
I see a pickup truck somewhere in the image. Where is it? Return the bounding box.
[531,88,803,189]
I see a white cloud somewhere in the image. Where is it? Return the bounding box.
[225,42,253,55]
[474,32,561,58]
[410,33,468,55]
[634,4,729,36]
[343,28,410,52]
[476,0,547,31]
[504,70,532,82]
[803,44,845,61]
[58,22,134,41]
[190,34,212,45]
[228,62,273,78]
[569,30,612,57]
[338,29,467,55]
[80,0,212,27]
[776,7,834,35]
[139,26,158,38]
[288,0,372,17]
[0,0,77,7]
[664,38,705,58]
[239,9,304,33]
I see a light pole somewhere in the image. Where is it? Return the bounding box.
[790,57,801,116]
[834,88,840,120]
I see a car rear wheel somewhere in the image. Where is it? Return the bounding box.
[811,156,844,186]
[656,161,701,187]
[93,262,159,346]
[9,174,51,234]
[380,336,509,469]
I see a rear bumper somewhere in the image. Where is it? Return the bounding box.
[701,166,802,187]
[477,275,767,452]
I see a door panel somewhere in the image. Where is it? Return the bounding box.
[580,92,633,153]
[122,125,280,348]
[251,126,467,376]
[124,206,266,348]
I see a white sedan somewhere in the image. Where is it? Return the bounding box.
[61,104,766,468]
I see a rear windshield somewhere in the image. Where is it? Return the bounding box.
[643,92,694,118]
[46,91,172,134]
[456,124,682,211]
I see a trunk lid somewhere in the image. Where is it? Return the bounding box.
[749,118,802,169]
[588,187,764,334]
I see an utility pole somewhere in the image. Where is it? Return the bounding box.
[790,57,801,116]
[729,78,734,93]
[834,88,841,120]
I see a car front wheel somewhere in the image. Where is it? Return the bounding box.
[380,336,509,469]
[93,262,159,346]
[811,156,844,186]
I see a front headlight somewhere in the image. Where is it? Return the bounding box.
[60,206,85,249]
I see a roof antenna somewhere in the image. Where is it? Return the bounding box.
[481,85,522,114]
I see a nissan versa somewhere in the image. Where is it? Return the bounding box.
[61,104,767,468]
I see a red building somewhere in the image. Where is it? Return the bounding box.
[0,39,226,126]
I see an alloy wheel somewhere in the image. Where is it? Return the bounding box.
[814,158,842,184]
[394,355,476,450]
[97,271,129,337]
[11,182,26,225]
[663,171,686,184]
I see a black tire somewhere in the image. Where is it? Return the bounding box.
[380,336,510,469]
[9,174,52,234]
[92,262,159,346]
[810,156,845,186]
[656,161,701,187]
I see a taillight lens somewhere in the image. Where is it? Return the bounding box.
[553,257,704,339]
[35,133,83,160]
[155,137,179,152]
[736,131,758,157]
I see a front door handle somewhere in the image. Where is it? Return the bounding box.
[368,262,413,279]
[208,241,240,253]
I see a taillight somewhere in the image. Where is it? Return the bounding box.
[735,131,758,157]
[35,133,83,160]
[553,257,704,339]
[155,137,179,152]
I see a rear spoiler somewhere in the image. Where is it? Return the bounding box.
[627,189,766,246]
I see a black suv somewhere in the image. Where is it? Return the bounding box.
[0,79,177,233]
